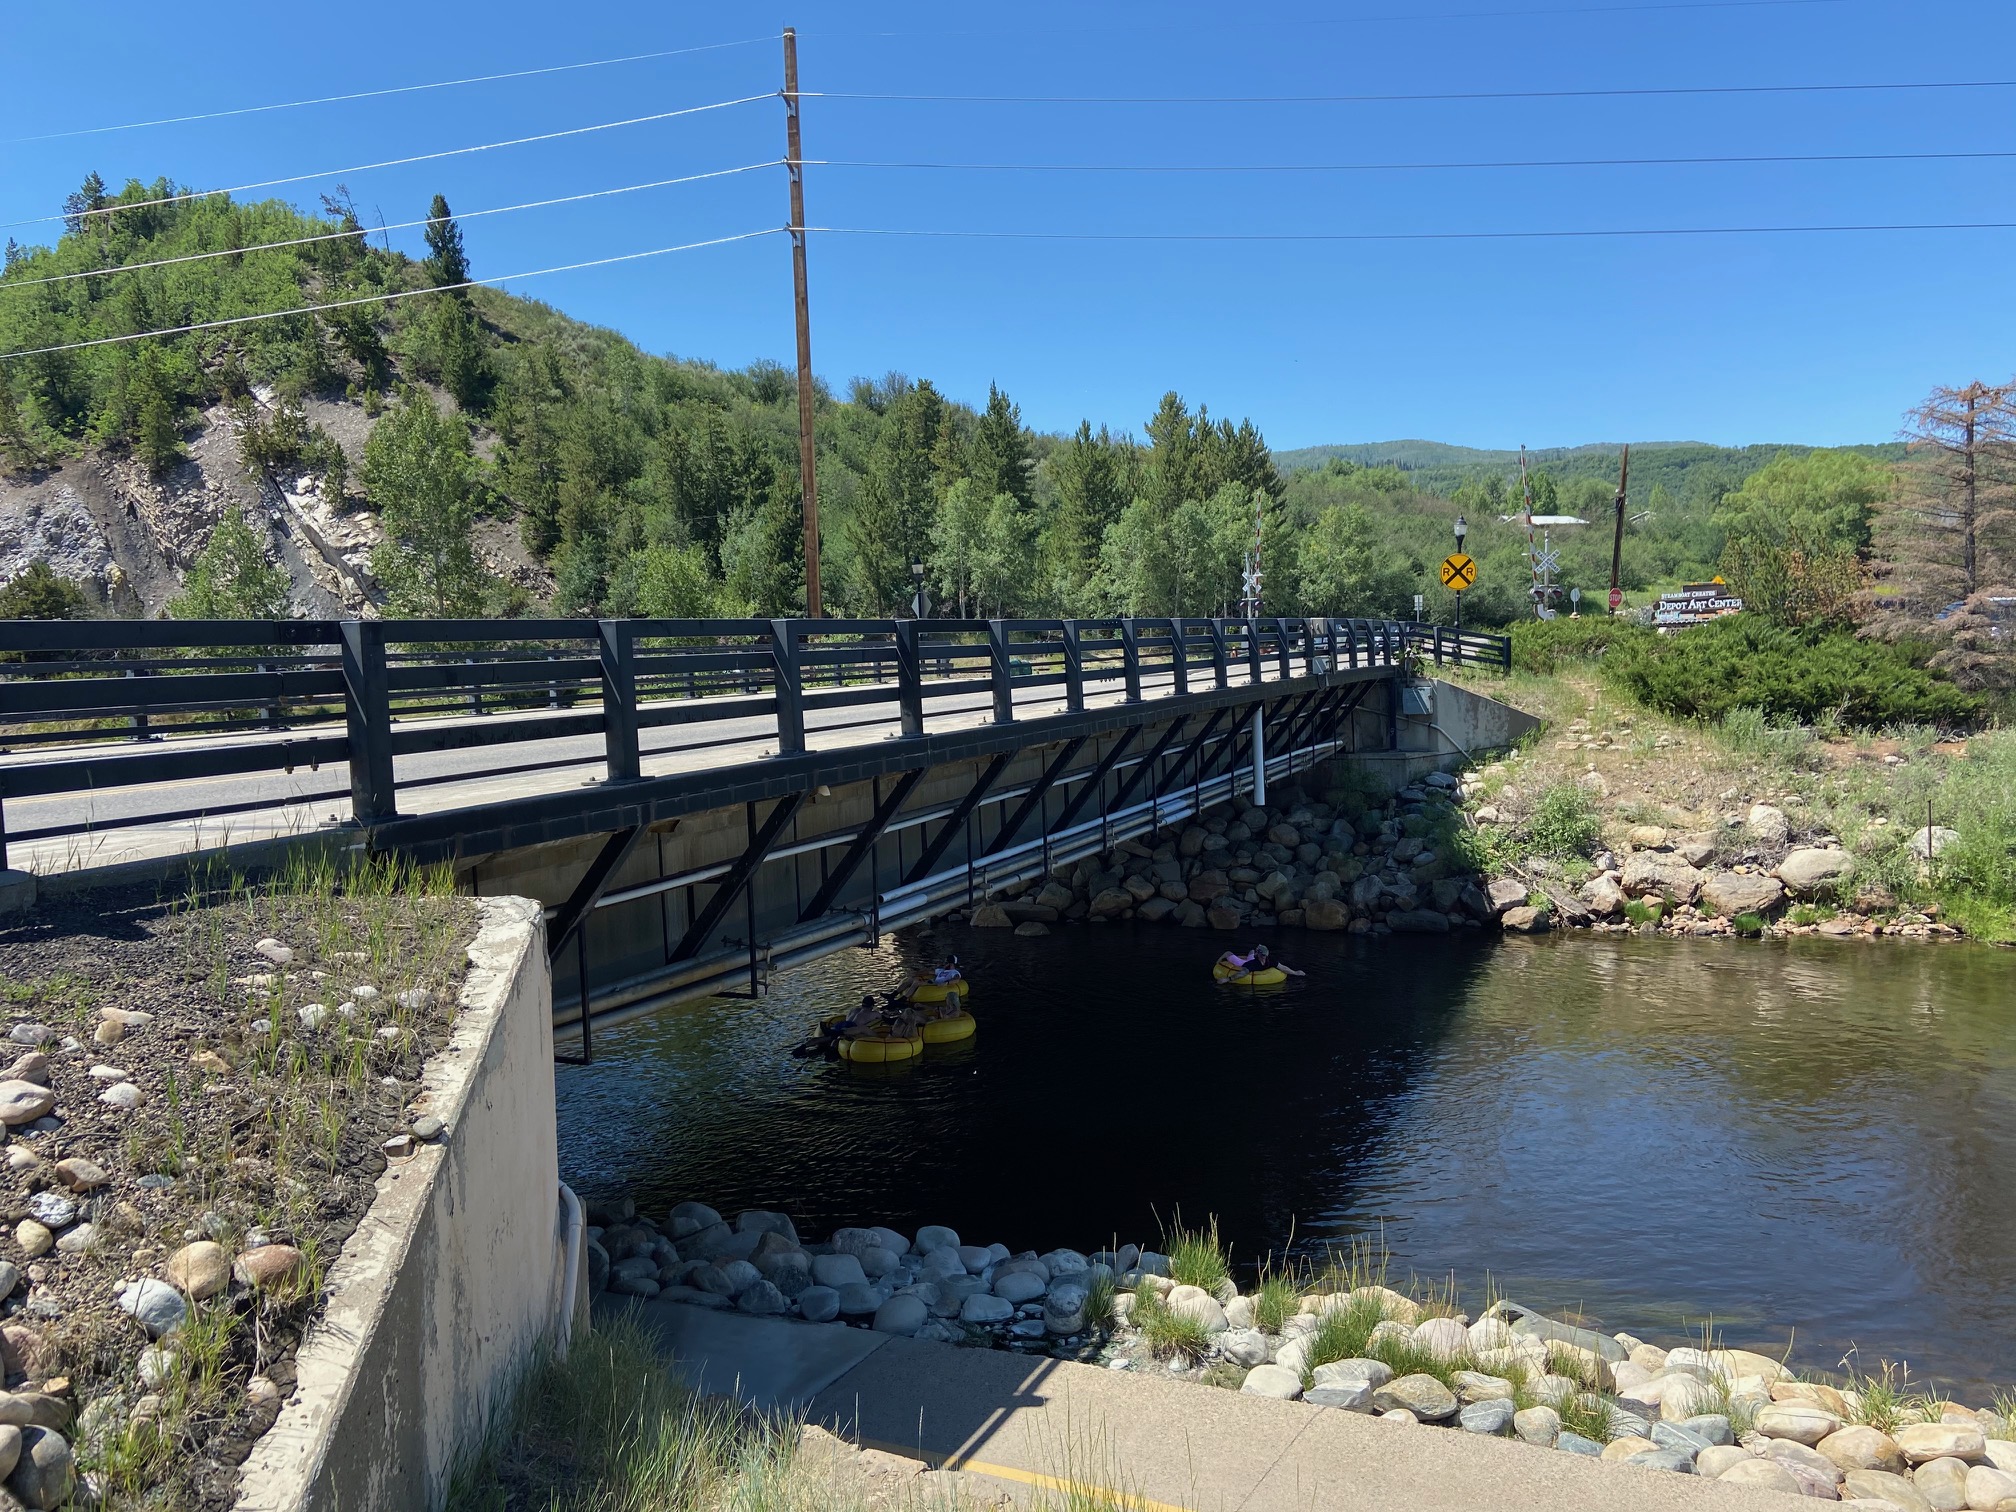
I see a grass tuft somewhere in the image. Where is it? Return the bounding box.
[1162,1214,1230,1294]
[1129,1286,1213,1364]
[1252,1270,1300,1335]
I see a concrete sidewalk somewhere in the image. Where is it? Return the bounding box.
[629,1303,1803,1512]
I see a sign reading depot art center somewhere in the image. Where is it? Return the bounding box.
[1654,581,1745,629]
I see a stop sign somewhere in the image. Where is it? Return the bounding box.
[1608,588,1624,611]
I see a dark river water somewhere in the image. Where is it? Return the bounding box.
[556,925,2016,1398]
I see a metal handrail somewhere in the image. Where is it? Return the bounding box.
[0,614,1508,863]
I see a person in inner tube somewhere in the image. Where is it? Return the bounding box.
[905,955,966,1013]
[1217,943,1304,980]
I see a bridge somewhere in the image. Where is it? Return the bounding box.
[0,615,1509,1057]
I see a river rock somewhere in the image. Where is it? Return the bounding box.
[1897,1424,1985,1465]
[1304,898,1349,931]
[1659,1375,1723,1420]
[117,1278,186,1338]
[1460,1399,1515,1435]
[1467,1317,1514,1353]
[960,1295,1014,1325]
[1776,847,1856,898]
[1819,1425,1907,1474]
[235,1244,307,1291]
[1241,1365,1303,1400]
[735,1280,785,1315]
[859,1246,899,1281]
[1044,1286,1088,1335]
[956,1245,994,1274]
[734,1209,799,1243]
[51,1158,106,1193]
[718,1260,762,1295]
[1166,1286,1227,1333]
[667,1201,721,1237]
[1756,1401,1841,1447]
[1413,1317,1468,1361]
[1843,1468,1935,1512]
[873,1295,927,1335]
[1966,1465,2016,1509]
[1904,1456,1970,1511]
[1305,1382,1375,1412]
[1747,804,1791,847]
[797,1285,840,1322]
[1216,1329,1269,1368]
[994,1271,1046,1304]
[1513,1406,1560,1445]
[1701,872,1786,917]
[1485,879,1528,915]
[25,1193,73,1230]
[166,1242,230,1301]
[836,1283,881,1316]
[0,1083,54,1127]
[1313,1358,1393,1390]
[1604,1436,1661,1462]
[1621,852,1705,904]
[1629,1448,1697,1474]
[915,1225,959,1254]
[1224,1296,1255,1330]
[1372,1375,1457,1422]
[1715,1458,1801,1495]
[1650,1420,1713,1457]
[1500,906,1548,933]
[1451,1371,1514,1403]
[1578,874,1626,918]
[812,1253,867,1289]
[7,1425,70,1511]
[1388,909,1451,934]
[1910,825,1959,861]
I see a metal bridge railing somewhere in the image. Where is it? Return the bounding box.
[0,614,1507,865]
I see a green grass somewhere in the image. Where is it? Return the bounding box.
[1524,783,1604,858]
[1988,1390,2015,1437]
[1554,1390,1616,1444]
[1252,1271,1300,1335]
[1622,899,1663,926]
[1082,1271,1116,1330]
[1162,1215,1230,1294]
[1787,903,1836,926]
[1129,1287,1214,1364]
[1730,911,1766,937]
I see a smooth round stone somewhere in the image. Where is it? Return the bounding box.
[1460,1399,1516,1435]
[859,1246,899,1281]
[1216,1329,1269,1368]
[985,1243,1010,1264]
[1555,1432,1605,1457]
[668,1202,722,1238]
[836,1283,881,1316]
[736,1281,786,1315]
[734,1210,799,1243]
[1468,1317,1514,1353]
[1626,1449,1696,1474]
[54,1223,98,1255]
[1762,1437,1846,1486]
[914,1225,960,1255]
[938,1274,986,1302]
[1008,1318,1046,1339]
[956,1245,994,1274]
[1306,1383,1374,1412]
[718,1260,761,1295]
[1695,1446,1752,1479]
[1451,1371,1514,1404]
[1241,1365,1303,1400]
[1657,1374,1723,1420]
[1314,1358,1393,1389]
[689,1265,736,1296]
[1718,1459,1802,1495]
[829,1227,880,1259]
[1966,1465,2016,1510]
[1676,1414,1734,1447]
[797,1286,840,1323]
[1372,1374,1457,1422]
[1379,1409,1418,1425]
[960,1295,1014,1325]
[10,1425,72,1510]
[1041,1248,1089,1278]
[1896,1424,1986,1465]
[994,1271,1047,1304]
[1818,1425,1907,1474]
[1756,1401,1843,1447]
[117,1278,187,1339]
[1413,1317,1468,1361]
[1911,1457,1970,1511]
[1043,1294,1087,1335]
[811,1253,867,1289]
[1165,1286,1227,1334]
[25,1193,74,1229]
[1650,1421,1711,1457]
[1513,1406,1560,1445]
[873,1295,927,1336]
[869,1226,910,1257]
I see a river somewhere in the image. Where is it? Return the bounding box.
[556,924,2016,1399]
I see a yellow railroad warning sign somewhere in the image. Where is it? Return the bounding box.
[1439,553,1478,592]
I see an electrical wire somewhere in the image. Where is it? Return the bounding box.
[0,93,778,232]
[0,162,783,290]
[807,221,2016,244]
[0,229,783,361]
[828,0,1856,33]
[808,79,2016,106]
[5,37,781,145]
[807,148,2016,173]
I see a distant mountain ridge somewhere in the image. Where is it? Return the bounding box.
[1275,438,1910,502]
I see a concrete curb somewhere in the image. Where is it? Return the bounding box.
[235,895,560,1512]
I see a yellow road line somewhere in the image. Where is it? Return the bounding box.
[853,1435,1190,1512]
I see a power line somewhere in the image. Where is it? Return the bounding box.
[808,79,2016,106]
[1,162,783,291]
[0,93,778,233]
[5,37,781,145]
[807,221,2016,244]
[808,148,2016,174]
[0,229,783,361]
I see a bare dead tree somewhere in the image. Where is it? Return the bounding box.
[1866,380,2016,689]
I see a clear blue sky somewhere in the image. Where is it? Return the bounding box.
[4,1,2012,450]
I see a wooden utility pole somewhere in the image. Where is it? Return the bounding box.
[1608,444,1630,616]
[783,27,822,616]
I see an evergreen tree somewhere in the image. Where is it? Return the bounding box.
[969,382,1032,508]
[130,352,184,476]
[428,293,491,412]
[497,346,570,554]
[423,193,470,290]
[168,511,292,619]
[1143,392,1197,512]
[361,391,489,616]
[0,561,88,620]
[61,171,107,235]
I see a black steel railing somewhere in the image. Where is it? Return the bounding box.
[0,614,1506,863]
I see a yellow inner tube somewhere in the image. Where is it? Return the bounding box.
[1213,961,1288,986]
[921,1010,976,1044]
[909,979,970,1005]
[837,1031,923,1063]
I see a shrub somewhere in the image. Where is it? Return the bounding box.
[1623,899,1663,926]
[1603,617,1979,730]
[1732,912,1765,937]
[1523,783,1603,857]
[1508,617,1653,675]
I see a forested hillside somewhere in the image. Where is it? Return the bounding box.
[0,173,2003,666]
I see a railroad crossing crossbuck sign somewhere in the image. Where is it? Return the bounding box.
[1439,553,1478,592]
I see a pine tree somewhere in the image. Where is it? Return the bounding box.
[429,294,491,412]
[969,382,1031,508]
[1143,392,1197,511]
[498,346,570,554]
[423,193,470,290]
[0,561,88,620]
[130,353,183,477]
[62,171,107,236]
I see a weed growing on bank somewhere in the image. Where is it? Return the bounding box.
[1162,1215,1230,1294]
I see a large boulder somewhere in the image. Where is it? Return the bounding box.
[1747,804,1791,847]
[1303,897,1348,931]
[1388,909,1451,934]
[1578,874,1626,918]
[1241,1364,1304,1400]
[1776,847,1856,899]
[1166,1285,1228,1334]
[1500,906,1548,933]
[1485,879,1528,916]
[1894,1422,1985,1465]
[1700,872,1786,917]
[1817,1426,1906,1474]
[1910,825,1959,861]
[1372,1374,1458,1422]
[1621,852,1705,905]
[1088,888,1135,919]
[1754,1401,1841,1447]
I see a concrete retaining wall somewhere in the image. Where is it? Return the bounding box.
[1344,678,1540,794]
[237,895,563,1512]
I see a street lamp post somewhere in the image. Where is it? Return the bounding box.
[1452,514,1468,631]
[909,559,927,619]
